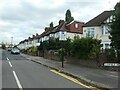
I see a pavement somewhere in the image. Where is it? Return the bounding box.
[21,53,119,89]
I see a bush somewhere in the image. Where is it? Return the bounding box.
[71,37,101,59]
[104,48,117,61]
[38,37,101,60]
[38,38,72,55]
[28,46,38,55]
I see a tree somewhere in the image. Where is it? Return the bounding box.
[2,44,6,49]
[110,2,120,61]
[65,9,74,23]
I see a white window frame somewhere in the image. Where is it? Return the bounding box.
[87,28,95,37]
[102,25,110,35]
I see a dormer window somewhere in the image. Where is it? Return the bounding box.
[75,23,78,28]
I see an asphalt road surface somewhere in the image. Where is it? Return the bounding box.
[1,49,89,89]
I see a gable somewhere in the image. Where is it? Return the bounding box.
[83,11,113,27]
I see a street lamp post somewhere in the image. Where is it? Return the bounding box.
[61,47,64,68]
[11,37,13,48]
[60,31,66,68]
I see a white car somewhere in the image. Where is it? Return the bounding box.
[11,48,20,54]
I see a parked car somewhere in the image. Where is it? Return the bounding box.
[7,48,11,51]
[11,48,20,54]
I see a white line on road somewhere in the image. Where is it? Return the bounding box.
[13,71,23,90]
[6,57,9,61]
[8,61,12,67]
[6,57,23,89]
[7,57,13,67]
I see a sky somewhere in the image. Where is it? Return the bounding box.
[0,0,119,45]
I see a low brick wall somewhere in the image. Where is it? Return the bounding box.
[43,52,119,71]
[44,51,99,68]
[44,50,60,61]
[65,56,99,68]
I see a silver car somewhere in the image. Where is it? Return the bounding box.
[11,48,20,54]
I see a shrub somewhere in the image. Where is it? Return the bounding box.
[28,46,38,55]
[72,37,101,59]
[104,48,117,61]
[38,37,101,60]
[38,38,72,55]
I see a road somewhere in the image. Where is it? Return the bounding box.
[1,49,89,89]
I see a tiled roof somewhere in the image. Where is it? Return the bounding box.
[18,20,85,44]
[34,35,41,39]
[115,2,120,8]
[60,22,68,31]
[83,11,113,27]
[51,21,65,33]
[51,26,58,33]
[45,27,54,36]
[19,39,28,44]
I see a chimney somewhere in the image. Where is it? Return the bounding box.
[45,27,49,31]
[33,35,35,38]
[59,20,64,25]
[28,37,31,39]
[36,33,38,36]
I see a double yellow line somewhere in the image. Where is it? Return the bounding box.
[50,69,97,89]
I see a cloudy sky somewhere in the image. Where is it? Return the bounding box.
[0,0,119,45]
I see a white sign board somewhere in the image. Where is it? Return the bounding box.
[60,31,66,41]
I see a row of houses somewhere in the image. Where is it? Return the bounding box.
[18,10,114,50]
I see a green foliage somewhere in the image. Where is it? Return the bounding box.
[38,37,101,60]
[38,38,72,55]
[89,39,101,59]
[110,2,120,61]
[104,48,116,61]
[2,44,6,49]
[65,9,74,23]
[72,37,101,59]
[28,46,38,55]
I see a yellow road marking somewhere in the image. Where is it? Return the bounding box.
[50,69,95,89]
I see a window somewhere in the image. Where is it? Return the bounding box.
[55,32,59,38]
[37,39,39,43]
[105,44,110,49]
[102,25,110,35]
[75,23,78,28]
[105,25,110,34]
[105,29,109,34]
[87,28,95,37]
[102,26,104,35]
[87,30,91,37]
